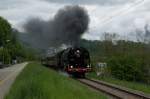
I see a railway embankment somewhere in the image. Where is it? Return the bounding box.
[86,72,150,94]
[5,62,107,99]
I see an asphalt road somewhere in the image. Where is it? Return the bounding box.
[0,62,28,99]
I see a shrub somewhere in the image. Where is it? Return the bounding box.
[108,55,150,84]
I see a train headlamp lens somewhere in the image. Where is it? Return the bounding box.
[76,50,80,53]
[70,66,73,68]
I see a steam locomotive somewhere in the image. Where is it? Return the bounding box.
[41,47,91,77]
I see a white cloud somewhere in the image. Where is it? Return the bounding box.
[83,0,150,40]
[44,0,135,6]
[0,0,64,31]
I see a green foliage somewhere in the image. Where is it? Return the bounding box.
[0,16,12,46]
[0,16,37,64]
[106,44,150,83]
[81,39,150,84]
[108,56,143,81]
[0,47,11,64]
[5,62,106,99]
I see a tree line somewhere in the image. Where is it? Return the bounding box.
[81,33,150,84]
[0,16,36,64]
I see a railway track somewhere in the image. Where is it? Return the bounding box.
[78,78,150,99]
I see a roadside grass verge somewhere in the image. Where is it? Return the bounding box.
[86,72,150,94]
[5,62,107,99]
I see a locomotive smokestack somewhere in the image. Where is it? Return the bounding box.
[24,5,89,49]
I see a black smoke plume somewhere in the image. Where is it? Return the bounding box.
[24,5,89,49]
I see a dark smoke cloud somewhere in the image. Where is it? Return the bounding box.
[24,5,89,49]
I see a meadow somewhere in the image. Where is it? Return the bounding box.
[5,62,107,99]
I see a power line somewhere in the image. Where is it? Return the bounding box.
[97,0,145,28]
[99,0,141,20]
[100,0,144,23]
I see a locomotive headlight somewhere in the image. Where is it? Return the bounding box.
[70,66,73,68]
[87,65,90,68]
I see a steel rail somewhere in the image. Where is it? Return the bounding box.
[78,78,150,99]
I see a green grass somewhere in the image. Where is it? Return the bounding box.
[5,62,107,99]
[87,72,150,94]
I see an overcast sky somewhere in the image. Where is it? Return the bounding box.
[0,0,149,40]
